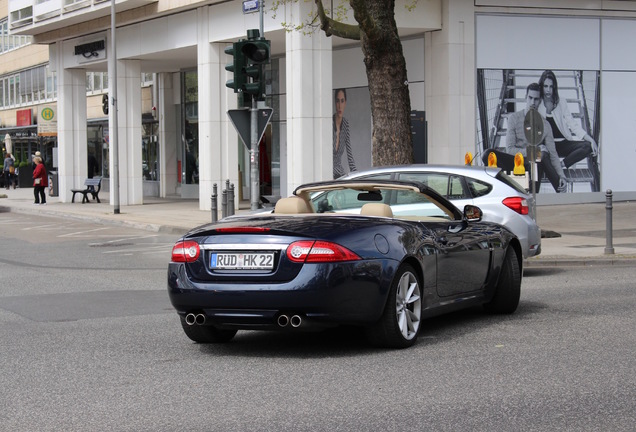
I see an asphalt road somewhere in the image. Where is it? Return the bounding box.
[1,213,635,431]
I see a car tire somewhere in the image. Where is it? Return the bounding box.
[366,263,422,348]
[483,247,521,314]
[179,316,238,343]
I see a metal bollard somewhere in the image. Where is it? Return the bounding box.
[228,183,235,216]
[211,183,218,223]
[605,189,615,255]
[221,187,228,219]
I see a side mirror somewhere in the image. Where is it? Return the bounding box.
[464,205,482,222]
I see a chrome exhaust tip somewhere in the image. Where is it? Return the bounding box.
[185,313,197,326]
[277,314,289,327]
[195,313,206,325]
[290,315,302,328]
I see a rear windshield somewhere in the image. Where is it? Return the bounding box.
[496,171,529,195]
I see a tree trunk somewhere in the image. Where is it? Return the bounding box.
[356,0,413,166]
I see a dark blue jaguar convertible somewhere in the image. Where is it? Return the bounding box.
[168,180,522,348]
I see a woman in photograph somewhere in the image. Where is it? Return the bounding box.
[538,70,598,170]
[333,88,356,178]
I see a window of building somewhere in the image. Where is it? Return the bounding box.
[0,18,32,53]
[86,71,108,93]
[45,65,56,100]
[0,65,56,108]
[142,73,153,86]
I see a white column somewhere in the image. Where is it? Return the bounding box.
[158,72,177,197]
[56,44,87,202]
[284,1,332,196]
[113,59,143,205]
[425,0,475,164]
[198,7,239,211]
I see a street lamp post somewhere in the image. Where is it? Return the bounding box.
[109,0,120,214]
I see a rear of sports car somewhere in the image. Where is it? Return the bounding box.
[167,216,400,338]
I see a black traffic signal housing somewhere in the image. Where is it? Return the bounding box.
[242,33,270,102]
[225,41,247,93]
[225,30,270,105]
[102,94,109,115]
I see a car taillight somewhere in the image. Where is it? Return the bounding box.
[286,240,361,263]
[502,197,529,215]
[171,240,200,263]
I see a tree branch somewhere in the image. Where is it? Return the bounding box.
[349,0,380,42]
[314,0,361,40]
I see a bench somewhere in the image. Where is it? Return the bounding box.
[71,177,102,203]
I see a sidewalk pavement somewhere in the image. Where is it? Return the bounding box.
[1,186,635,267]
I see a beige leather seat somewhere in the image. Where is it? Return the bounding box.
[360,203,393,218]
[274,196,313,214]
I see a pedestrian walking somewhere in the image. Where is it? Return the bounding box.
[3,152,16,189]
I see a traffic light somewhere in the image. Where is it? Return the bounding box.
[241,31,270,101]
[102,94,109,115]
[225,41,246,93]
[225,30,270,105]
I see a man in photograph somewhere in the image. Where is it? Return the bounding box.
[505,82,567,193]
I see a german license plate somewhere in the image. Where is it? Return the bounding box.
[210,252,274,270]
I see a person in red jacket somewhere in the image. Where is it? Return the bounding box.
[32,156,48,205]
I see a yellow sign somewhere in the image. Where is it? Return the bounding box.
[38,105,58,136]
[41,107,54,121]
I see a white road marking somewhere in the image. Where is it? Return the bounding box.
[57,227,112,237]
[88,234,158,246]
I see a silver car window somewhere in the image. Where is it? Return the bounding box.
[397,172,470,200]
[397,173,448,196]
[465,177,492,198]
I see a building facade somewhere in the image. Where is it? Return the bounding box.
[3,0,636,209]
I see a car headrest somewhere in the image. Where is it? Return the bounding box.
[274,196,313,214]
[360,203,393,218]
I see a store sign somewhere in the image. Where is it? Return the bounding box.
[74,39,106,64]
[16,109,32,126]
[38,105,58,137]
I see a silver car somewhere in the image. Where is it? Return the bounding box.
[338,165,541,258]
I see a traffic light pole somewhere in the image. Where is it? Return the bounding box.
[250,98,260,210]
[225,27,270,211]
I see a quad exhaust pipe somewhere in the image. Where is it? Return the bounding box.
[185,313,206,326]
[277,314,303,328]
[186,312,304,328]
[290,315,302,328]
[277,314,289,327]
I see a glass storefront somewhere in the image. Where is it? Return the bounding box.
[142,120,159,182]
[182,71,199,186]
[1,127,57,187]
[266,58,281,198]
[89,119,160,197]
[87,122,107,178]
